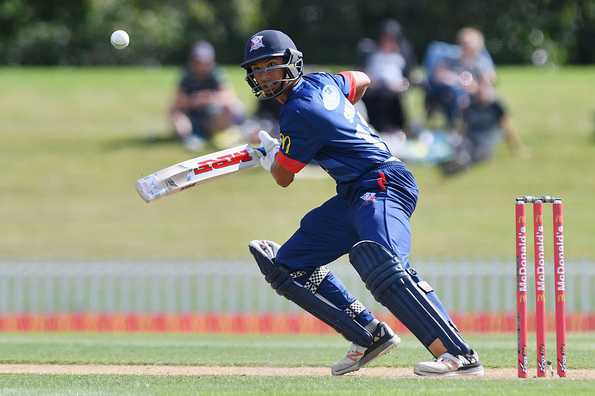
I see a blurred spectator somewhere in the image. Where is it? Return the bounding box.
[438,80,525,175]
[169,41,245,151]
[424,27,495,127]
[360,19,415,134]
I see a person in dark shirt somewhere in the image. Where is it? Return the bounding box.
[360,20,414,134]
[169,41,244,151]
[439,81,524,175]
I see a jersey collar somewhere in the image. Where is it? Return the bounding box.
[286,78,304,101]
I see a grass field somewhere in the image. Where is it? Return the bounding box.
[1,67,593,395]
[1,66,594,260]
[0,332,594,395]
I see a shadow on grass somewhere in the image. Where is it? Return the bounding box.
[103,134,180,151]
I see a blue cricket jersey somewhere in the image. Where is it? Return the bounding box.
[275,72,395,183]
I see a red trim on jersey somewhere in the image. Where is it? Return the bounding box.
[339,71,357,104]
[275,151,306,174]
[377,171,387,191]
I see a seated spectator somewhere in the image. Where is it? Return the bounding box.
[425,27,495,127]
[438,79,525,175]
[169,41,244,151]
[360,19,414,134]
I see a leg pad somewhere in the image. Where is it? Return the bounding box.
[249,240,373,347]
[349,240,470,355]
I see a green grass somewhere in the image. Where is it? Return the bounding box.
[0,332,593,395]
[0,66,594,260]
[0,332,593,368]
[0,375,594,396]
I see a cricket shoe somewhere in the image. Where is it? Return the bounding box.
[331,322,400,376]
[414,350,484,377]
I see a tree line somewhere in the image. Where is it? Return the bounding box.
[1,0,593,66]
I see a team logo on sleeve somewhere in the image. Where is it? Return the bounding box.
[322,85,341,111]
[279,132,291,153]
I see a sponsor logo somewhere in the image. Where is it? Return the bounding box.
[518,353,528,374]
[249,35,264,51]
[534,224,546,292]
[555,226,566,291]
[537,347,547,373]
[516,225,527,292]
[280,133,291,153]
[559,345,567,372]
[193,149,254,175]
[360,192,376,202]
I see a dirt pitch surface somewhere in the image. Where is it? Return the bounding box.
[1,365,595,379]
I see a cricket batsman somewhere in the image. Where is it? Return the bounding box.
[243,30,484,377]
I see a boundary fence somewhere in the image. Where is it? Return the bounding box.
[0,260,593,333]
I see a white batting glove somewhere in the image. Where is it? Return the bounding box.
[256,130,280,172]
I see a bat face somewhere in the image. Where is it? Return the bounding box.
[192,149,255,175]
[136,144,260,202]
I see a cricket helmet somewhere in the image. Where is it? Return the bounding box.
[240,30,303,99]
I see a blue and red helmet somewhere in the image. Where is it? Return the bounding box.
[240,30,303,100]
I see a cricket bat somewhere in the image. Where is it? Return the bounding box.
[136,144,264,203]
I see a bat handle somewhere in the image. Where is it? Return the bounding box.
[253,147,267,157]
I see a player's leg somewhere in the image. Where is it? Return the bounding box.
[352,194,483,376]
[251,239,398,375]
[354,195,453,325]
[249,195,398,374]
[275,196,382,337]
[249,239,374,347]
[279,196,400,370]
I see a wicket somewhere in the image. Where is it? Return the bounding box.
[515,195,567,378]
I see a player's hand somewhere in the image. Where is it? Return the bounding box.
[258,130,279,153]
[257,130,280,172]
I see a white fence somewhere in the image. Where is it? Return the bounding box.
[0,260,593,314]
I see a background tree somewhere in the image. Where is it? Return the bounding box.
[0,0,592,65]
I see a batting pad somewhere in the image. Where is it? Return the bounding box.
[249,240,373,347]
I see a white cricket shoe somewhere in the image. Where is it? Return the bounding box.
[414,350,485,377]
[331,322,400,376]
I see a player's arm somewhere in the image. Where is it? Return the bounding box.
[271,160,295,187]
[339,71,371,104]
[260,110,319,187]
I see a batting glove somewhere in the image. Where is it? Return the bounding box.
[256,130,280,172]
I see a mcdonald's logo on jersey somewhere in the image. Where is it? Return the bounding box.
[280,133,291,154]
